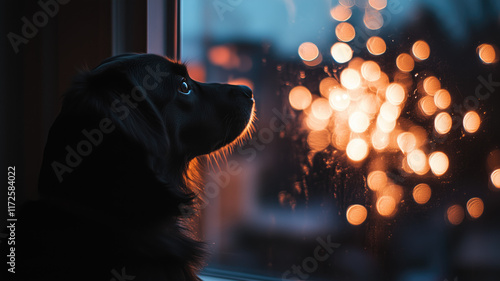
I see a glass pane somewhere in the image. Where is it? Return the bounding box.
[181,1,500,280]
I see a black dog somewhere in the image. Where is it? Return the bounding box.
[6,54,255,281]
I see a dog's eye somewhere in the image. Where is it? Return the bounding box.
[178,80,192,95]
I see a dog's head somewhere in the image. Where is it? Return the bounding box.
[38,54,255,215]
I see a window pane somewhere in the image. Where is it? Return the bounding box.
[181,1,500,280]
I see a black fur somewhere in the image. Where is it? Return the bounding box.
[4,54,254,281]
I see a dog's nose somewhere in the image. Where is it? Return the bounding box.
[239,85,253,99]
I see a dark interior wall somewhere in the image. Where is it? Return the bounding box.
[1,0,116,214]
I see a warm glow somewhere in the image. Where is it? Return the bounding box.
[208,45,232,67]
[419,96,437,116]
[289,86,312,110]
[386,83,406,105]
[346,204,368,225]
[319,77,339,97]
[491,169,500,188]
[412,40,430,60]
[434,112,452,134]
[434,89,451,109]
[367,171,387,191]
[379,102,400,121]
[376,114,396,133]
[307,130,330,151]
[413,183,431,204]
[423,76,441,96]
[397,132,416,154]
[360,94,379,115]
[369,0,387,10]
[340,68,361,89]
[363,9,383,30]
[396,53,415,72]
[366,36,386,55]
[298,42,320,61]
[305,115,329,131]
[463,111,481,133]
[311,98,333,120]
[361,61,381,82]
[349,112,370,133]
[447,205,465,225]
[329,89,350,111]
[303,53,323,67]
[429,151,449,176]
[346,138,369,161]
[467,197,484,219]
[407,149,428,175]
[339,0,355,7]
[330,4,352,21]
[335,22,356,42]
[372,129,390,150]
[331,128,350,150]
[376,196,396,217]
[477,43,497,64]
[228,78,254,91]
[331,42,353,63]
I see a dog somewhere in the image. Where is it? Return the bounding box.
[5,54,255,281]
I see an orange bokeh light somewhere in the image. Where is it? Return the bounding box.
[407,149,429,175]
[298,42,319,61]
[311,98,333,120]
[307,130,331,151]
[330,4,352,21]
[412,40,430,61]
[361,61,381,82]
[386,83,406,105]
[477,43,497,64]
[340,68,361,89]
[329,88,350,111]
[447,205,465,225]
[319,77,339,97]
[331,42,353,63]
[346,204,368,225]
[413,183,431,204]
[289,86,312,110]
[419,96,437,116]
[434,112,452,134]
[396,53,415,72]
[366,36,386,55]
[423,76,441,96]
[367,171,388,191]
[463,111,481,133]
[346,138,369,161]
[491,169,500,188]
[376,196,396,217]
[363,9,383,30]
[466,197,484,219]
[429,151,449,176]
[397,132,416,154]
[434,89,451,109]
[369,0,387,10]
[349,111,370,133]
[336,22,356,42]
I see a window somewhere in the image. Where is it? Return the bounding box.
[180,1,500,280]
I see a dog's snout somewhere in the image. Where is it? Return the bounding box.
[238,85,253,99]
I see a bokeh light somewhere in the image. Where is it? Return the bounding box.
[423,76,441,96]
[477,43,497,64]
[346,204,368,225]
[363,9,383,30]
[329,88,350,111]
[412,40,430,60]
[289,86,312,110]
[335,22,356,42]
[429,151,449,176]
[330,4,352,21]
[447,205,465,225]
[319,77,340,97]
[386,83,406,105]
[361,61,381,82]
[396,53,415,72]
[491,169,500,188]
[366,36,386,55]
[331,42,353,63]
[419,96,437,116]
[307,130,331,151]
[349,111,370,133]
[463,111,481,133]
[376,196,396,217]
[407,149,428,175]
[397,132,416,154]
[434,112,452,134]
[346,138,369,161]
[413,183,431,204]
[466,197,484,219]
[433,89,451,109]
[379,102,400,121]
[367,171,388,191]
[298,42,319,61]
[311,98,333,120]
[368,0,387,10]
[305,115,329,131]
[340,68,361,89]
